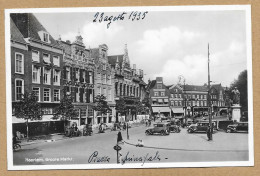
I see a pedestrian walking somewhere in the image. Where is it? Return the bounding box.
[117,130,123,144]
[207,125,211,141]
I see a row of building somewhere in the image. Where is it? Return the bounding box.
[147,77,229,118]
[10,13,146,130]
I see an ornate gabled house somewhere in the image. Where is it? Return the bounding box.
[58,34,95,125]
[91,44,116,124]
[108,44,146,122]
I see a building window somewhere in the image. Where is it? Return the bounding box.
[53,56,60,66]
[82,70,85,83]
[154,92,158,96]
[90,90,93,102]
[43,32,49,43]
[171,94,173,98]
[32,65,41,84]
[53,69,60,85]
[32,87,40,102]
[43,67,51,85]
[157,84,162,89]
[54,89,60,102]
[15,53,24,74]
[179,101,182,106]
[204,95,207,99]
[15,79,24,101]
[43,53,51,64]
[75,68,80,82]
[89,72,93,84]
[66,67,71,81]
[175,89,178,93]
[197,95,200,99]
[43,88,50,102]
[97,73,101,83]
[83,90,86,103]
[103,74,106,84]
[174,94,177,98]
[108,89,112,101]
[192,95,195,99]
[103,88,107,97]
[161,92,165,96]
[32,50,40,62]
[76,87,80,102]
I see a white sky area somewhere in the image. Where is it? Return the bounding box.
[35,10,248,87]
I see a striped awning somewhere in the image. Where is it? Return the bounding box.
[152,107,171,113]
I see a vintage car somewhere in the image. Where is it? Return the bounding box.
[145,122,170,135]
[187,121,218,133]
[226,122,248,133]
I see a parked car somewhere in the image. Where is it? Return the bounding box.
[145,122,170,135]
[168,121,181,133]
[226,122,248,133]
[187,121,217,133]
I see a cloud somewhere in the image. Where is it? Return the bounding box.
[61,21,124,49]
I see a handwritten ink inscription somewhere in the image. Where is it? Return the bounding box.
[93,11,149,28]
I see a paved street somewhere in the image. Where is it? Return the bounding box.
[13,124,249,166]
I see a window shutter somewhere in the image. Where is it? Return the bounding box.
[80,69,83,82]
[86,89,89,103]
[63,66,67,80]
[86,71,90,83]
[80,88,83,102]
[71,87,75,102]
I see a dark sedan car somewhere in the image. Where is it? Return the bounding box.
[226,122,248,133]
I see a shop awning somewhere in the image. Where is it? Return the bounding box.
[12,115,61,124]
[152,98,157,102]
[152,107,171,113]
[158,99,163,103]
[164,99,169,102]
[171,107,184,114]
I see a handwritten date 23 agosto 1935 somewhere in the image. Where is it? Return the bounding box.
[93,11,148,29]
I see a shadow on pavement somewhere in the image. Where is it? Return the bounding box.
[13,148,44,165]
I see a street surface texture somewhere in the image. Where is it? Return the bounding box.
[13,125,248,166]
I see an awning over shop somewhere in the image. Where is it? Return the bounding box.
[163,99,169,102]
[171,107,184,114]
[12,115,61,124]
[152,106,171,113]
[152,98,157,102]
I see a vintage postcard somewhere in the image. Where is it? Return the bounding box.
[5,5,253,170]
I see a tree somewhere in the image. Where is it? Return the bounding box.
[93,95,111,123]
[115,97,127,122]
[142,92,152,116]
[54,93,78,131]
[229,70,248,112]
[13,92,42,141]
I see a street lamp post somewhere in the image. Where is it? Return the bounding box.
[208,43,213,140]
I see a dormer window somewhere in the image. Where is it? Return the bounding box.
[43,32,49,43]
[38,31,50,43]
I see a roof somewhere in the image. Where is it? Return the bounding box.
[10,13,60,48]
[184,84,208,92]
[108,55,124,68]
[211,84,223,91]
[58,41,72,55]
[10,18,27,44]
[146,80,156,90]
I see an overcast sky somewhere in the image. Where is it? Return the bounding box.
[34,9,248,87]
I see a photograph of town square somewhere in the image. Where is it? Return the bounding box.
[7,7,252,168]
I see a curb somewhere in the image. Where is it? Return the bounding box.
[19,124,145,146]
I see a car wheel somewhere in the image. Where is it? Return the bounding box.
[226,129,231,133]
[188,129,192,133]
[160,131,165,136]
[145,131,150,135]
[172,129,177,133]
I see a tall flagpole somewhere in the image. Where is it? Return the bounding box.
[208,43,212,140]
